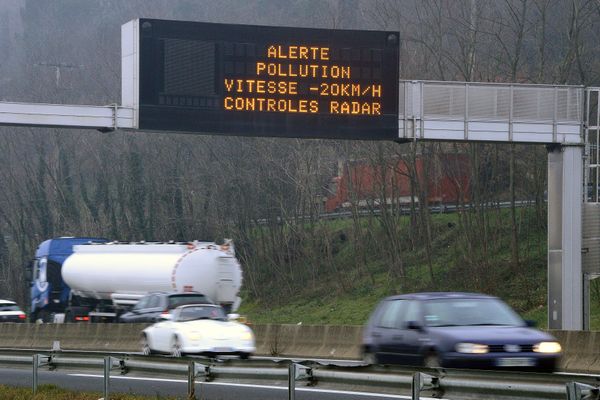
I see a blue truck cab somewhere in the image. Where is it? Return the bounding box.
[30,237,107,322]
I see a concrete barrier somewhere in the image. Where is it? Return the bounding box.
[0,324,598,372]
[0,323,146,352]
[250,324,362,359]
[550,330,600,373]
[251,324,282,356]
[0,323,364,359]
[321,325,363,359]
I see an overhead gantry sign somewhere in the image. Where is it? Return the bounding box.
[121,19,399,140]
[0,19,590,330]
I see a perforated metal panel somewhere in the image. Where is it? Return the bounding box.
[423,84,465,118]
[583,203,600,274]
[400,81,583,143]
[584,88,600,202]
[468,86,509,119]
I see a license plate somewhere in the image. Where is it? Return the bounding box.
[496,357,535,367]
[214,347,233,352]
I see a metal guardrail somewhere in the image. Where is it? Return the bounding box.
[0,349,599,400]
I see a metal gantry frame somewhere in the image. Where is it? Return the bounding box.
[0,79,592,331]
[584,88,600,201]
[400,80,586,330]
[399,80,582,144]
[582,87,600,330]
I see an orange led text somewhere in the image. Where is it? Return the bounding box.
[267,45,330,61]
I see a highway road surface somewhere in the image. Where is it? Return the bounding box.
[0,365,439,400]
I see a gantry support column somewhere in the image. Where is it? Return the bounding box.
[548,144,583,330]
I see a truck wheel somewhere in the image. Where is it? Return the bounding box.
[171,336,182,357]
[30,310,39,323]
[36,309,51,323]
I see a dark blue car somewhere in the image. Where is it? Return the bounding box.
[362,292,561,371]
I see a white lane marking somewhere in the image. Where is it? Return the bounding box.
[68,373,443,399]
[556,371,600,377]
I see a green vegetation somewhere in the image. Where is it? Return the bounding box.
[0,384,178,400]
[238,206,569,329]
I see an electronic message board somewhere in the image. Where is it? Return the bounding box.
[125,19,400,140]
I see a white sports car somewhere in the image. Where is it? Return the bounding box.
[141,304,255,358]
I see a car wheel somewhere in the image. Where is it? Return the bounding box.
[239,352,250,360]
[140,334,153,356]
[362,350,377,365]
[171,336,182,357]
[423,352,441,368]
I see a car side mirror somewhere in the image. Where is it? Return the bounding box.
[227,313,240,321]
[406,320,423,330]
[524,319,537,327]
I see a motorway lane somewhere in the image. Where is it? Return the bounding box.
[0,366,436,400]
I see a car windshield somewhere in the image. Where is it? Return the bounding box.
[168,295,209,309]
[0,304,19,311]
[177,305,226,322]
[423,298,524,327]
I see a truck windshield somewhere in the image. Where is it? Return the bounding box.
[38,258,47,283]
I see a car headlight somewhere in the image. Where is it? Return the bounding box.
[455,343,489,354]
[240,330,254,341]
[533,341,561,353]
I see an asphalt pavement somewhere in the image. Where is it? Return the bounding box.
[0,366,427,400]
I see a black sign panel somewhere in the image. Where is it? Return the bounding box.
[138,19,399,140]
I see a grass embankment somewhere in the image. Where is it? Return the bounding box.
[238,206,600,330]
[0,384,176,400]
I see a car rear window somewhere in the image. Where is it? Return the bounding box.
[178,305,226,322]
[0,305,20,311]
[168,295,209,308]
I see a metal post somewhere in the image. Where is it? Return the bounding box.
[419,81,424,139]
[412,372,421,400]
[566,382,599,399]
[553,86,558,143]
[288,363,296,400]
[411,372,439,399]
[187,361,196,400]
[509,85,514,141]
[464,83,469,140]
[584,274,591,331]
[548,145,563,329]
[563,146,584,330]
[32,354,39,395]
[103,356,111,400]
[548,144,584,330]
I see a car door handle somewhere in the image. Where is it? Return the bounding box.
[372,332,382,338]
[393,335,403,340]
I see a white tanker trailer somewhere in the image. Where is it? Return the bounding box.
[29,237,242,323]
